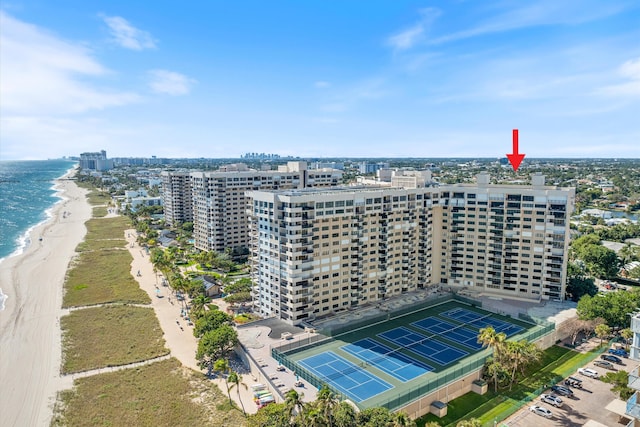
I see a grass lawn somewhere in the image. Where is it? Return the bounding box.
[63,249,150,307]
[52,358,247,427]
[61,305,168,374]
[417,345,602,427]
[92,206,108,217]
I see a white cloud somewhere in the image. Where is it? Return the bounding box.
[596,57,640,97]
[0,11,139,116]
[314,81,331,88]
[386,8,441,51]
[428,0,630,45]
[148,70,196,95]
[102,15,156,50]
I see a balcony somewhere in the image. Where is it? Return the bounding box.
[627,391,640,419]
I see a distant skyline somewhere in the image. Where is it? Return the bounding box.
[1,1,639,160]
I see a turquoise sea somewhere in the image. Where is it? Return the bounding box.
[0,159,77,261]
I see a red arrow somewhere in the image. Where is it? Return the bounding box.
[506,129,525,172]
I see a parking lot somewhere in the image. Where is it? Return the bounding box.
[503,356,634,427]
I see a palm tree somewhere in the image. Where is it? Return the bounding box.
[191,294,210,320]
[595,323,612,347]
[316,385,338,426]
[214,358,232,404]
[228,370,247,415]
[391,412,416,427]
[477,326,506,360]
[621,328,633,349]
[285,389,305,420]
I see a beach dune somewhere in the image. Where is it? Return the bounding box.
[0,173,92,427]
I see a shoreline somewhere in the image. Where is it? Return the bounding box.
[0,165,77,265]
[0,169,93,426]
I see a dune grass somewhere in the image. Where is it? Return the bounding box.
[52,358,247,427]
[85,216,131,240]
[92,206,108,217]
[63,249,149,307]
[85,190,112,206]
[75,238,127,252]
[61,305,168,374]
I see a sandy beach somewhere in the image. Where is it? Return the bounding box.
[0,172,92,427]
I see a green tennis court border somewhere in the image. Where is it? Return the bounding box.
[272,295,553,411]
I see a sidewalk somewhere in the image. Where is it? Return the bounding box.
[125,230,260,414]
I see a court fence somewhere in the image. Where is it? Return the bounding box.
[271,295,555,413]
[320,294,485,337]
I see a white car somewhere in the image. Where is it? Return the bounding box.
[578,367,599,378]
[530,405,553,418]
[540,393,563,407]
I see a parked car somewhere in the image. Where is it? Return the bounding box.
[578,368,599,378]
[529,405,553,418]
[608,348,629,357]
[564,376,582,388]
[593,360,616,370]
[540,393,563,407]
[551,385,574,396]
[601,354,623,364]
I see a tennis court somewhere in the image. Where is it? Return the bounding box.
[298,351,393,402]
[378,326,469,366]
[274,297,543,411]
[411,317,484,350]
[342,338,433,382]
[441,307,524,336]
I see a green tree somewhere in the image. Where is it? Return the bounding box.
[356,407,394,427]
[246,402,289,427]
[190,294,211,320]
[578,244,620,278]
[213,359,232,405]
[195,325,238,371]
[504,340,541,390]
[333,402,357,427]
[595,323,612,347]
[224,291,252,305]
[284,389,305,420]
[193,309,232,338]
[566,276,598,302]
[621,328,633,349]
[577,291,640,329]
[601,371,634,399]
[316,385,338,427]
[228,370,247,415]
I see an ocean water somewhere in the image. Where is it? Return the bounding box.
[0,159,76,310]
[0,159,77,261]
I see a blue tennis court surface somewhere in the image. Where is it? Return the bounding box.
[412,317,483,350]
[378,327,468,366]
[342,338,433,382]
[298,351,393,402]
[441,308,524,336]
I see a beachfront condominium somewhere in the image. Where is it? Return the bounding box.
[247,172,575,325]
[161,171,193,227]
[79,150,113,171]
[162,162,343,253]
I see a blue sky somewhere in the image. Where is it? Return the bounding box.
[1,1,639,160]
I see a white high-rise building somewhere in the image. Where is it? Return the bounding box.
[162,162,342,253]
